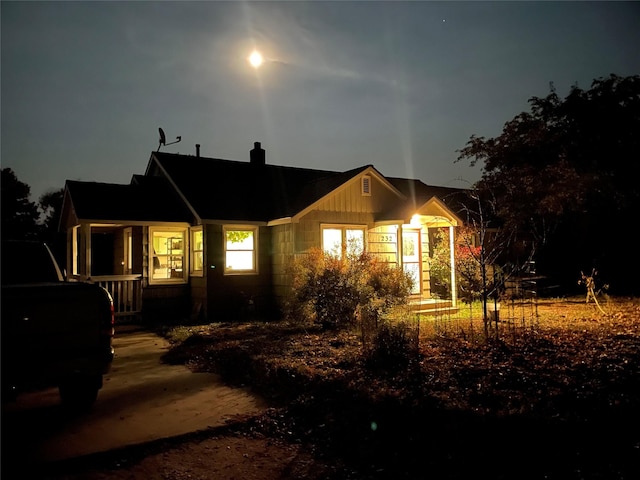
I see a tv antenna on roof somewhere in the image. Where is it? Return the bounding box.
[157,127,182,151]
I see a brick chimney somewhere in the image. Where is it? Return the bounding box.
[250,142,265,166]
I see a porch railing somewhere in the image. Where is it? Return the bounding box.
[88,275,143,319]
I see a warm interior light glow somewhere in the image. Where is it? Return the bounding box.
[410,214,422,226]
[248,50,263,68]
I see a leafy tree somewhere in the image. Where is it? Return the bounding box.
[1,168,41,240]
[457,74,640,294]
[38,187,66,265]
[38,188,64,235]
[448,225,484,303]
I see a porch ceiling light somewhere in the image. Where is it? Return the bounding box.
[410,214,422,226]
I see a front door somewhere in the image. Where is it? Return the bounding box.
[402,229,421,295]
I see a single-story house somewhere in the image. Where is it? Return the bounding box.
[59,142,466,322]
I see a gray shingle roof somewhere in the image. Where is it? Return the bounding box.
[66,176,193,223]
[151,152,370,221]
[387,177,471,216]
[66,149,470,225]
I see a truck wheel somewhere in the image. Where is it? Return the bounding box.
[59,376,101,410]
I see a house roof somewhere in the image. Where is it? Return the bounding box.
[387,178,469,209]
[65,176,193,223]
[149,151,373,222]
[63,146,470,227]
[378,178,470,222]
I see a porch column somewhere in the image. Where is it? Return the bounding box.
[142,226,149,287]
[82,223,92,279]
[449,225,457,307]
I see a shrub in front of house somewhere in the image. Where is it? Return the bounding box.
[285,248,413,330]
[365,319,419,370]
[284,248,356,329]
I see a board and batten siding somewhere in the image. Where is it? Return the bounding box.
[293,173,404,252]
[314,174,401,213]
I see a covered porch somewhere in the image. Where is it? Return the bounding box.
[65,221,192,322]
[371,196,463,316]
[60,177,196,322]
[66,223,145,320]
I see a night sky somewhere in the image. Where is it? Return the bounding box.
[2,1,639,203]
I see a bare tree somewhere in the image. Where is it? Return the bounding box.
[457,187,533,339]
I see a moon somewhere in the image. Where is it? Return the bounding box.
[248,50,264,68]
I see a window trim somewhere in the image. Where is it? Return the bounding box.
[148,226,188,285]
[321,224,367,259]
[223,225,258,275]
[190,227,204,276]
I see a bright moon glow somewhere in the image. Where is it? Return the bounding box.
[248,50,263,68]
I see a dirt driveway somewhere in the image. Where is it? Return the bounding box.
[2,326,268,467]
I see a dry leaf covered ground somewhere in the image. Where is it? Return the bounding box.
[51,296,640,480]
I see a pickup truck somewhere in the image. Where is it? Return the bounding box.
[1,240,115,409]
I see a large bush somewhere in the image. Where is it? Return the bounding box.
[365,320,419,370]
[285,248,413,330]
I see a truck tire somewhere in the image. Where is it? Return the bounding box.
[59,375,101,410]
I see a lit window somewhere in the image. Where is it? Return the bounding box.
[323,228,342,257]
[224,227,257,274]
[322,226,365,259]
[150,228,187,283]
[191,228,204,275]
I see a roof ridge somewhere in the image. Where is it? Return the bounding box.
[153,150,366,176]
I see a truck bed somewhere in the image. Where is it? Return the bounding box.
[2,281,114,392]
